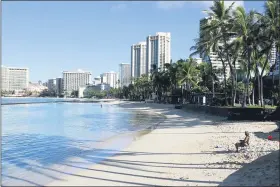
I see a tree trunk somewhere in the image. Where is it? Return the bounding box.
[260,51,270,107]
[218,52,228,106]
[261,77,264,107]
[209,59,215,98]
[258,73,261,106]
[221,31,235,106]
[245,48,252,107]
[252,85,255,105]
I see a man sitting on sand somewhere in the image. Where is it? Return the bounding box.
[235,131,250,152]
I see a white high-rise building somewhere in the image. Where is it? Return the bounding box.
[270,42,277,67]
[131,42,147,79]
[274,52,279,75]
[101,71,119,88]
[1,65,29,91]
[63,69,91,95]
[119,63,131,87]
[146,32,171,74]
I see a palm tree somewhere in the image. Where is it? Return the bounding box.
[178,58,200,92]
[232,5,267,106]
[200,0,238,105]
[190,31,217,99]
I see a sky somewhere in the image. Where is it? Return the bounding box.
[3,1,265,82]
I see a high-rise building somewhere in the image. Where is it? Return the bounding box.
[131,42,147,79]
[119,63,131,87]
[101,71,119,88]
[146,32,171,74]
[270,42,277,68]
[63,69,91,95]
[274,52,280,75]
[1,65,29,91]
[56,78,63,96]
[47,79,56,92]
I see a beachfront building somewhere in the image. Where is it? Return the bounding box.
[119,63,131,87]
[273,53,280,75]
[146,32,171,74]
[56,78,63,96]
[1,65,29,92]
[47,78,56,92]
[63,69,92,96]
[93,76,101,85]
[270,42,277,68]
[131,42,147,79]
[101,71,119,88]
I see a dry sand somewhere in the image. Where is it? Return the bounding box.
[48,101,279,186]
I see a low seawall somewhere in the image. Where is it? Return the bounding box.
[182,104,229,117]
[182,104,276,120]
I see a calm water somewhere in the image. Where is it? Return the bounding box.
[1,97,70,104]
[2,98,162,186]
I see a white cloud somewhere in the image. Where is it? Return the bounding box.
[110,3,127,11]
[156,1,186,10]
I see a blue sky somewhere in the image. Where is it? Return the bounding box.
[3,1,265,82]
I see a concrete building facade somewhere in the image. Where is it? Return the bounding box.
[101,71,119,88]
[63,70,91,96]
[56,78,63,96]
[1,65,29,91]
[146,32,171,74]
[47,79,56,92]
[270,42,277,68]
[119,63,131,87]
[131,42,147,79]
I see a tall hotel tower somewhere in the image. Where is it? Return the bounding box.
[146,32,171,74]
[131,42,147,79]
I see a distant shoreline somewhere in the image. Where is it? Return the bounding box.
[1,97,118,105]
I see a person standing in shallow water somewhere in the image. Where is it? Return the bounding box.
[101,104,102,108]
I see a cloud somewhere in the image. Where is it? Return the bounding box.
[110,3,127,11]
[156,1,186,10]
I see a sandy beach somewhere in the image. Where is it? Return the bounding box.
[48,101,279,186]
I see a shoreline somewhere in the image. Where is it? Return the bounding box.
[2,100,166,186]
[48,101,279,186]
